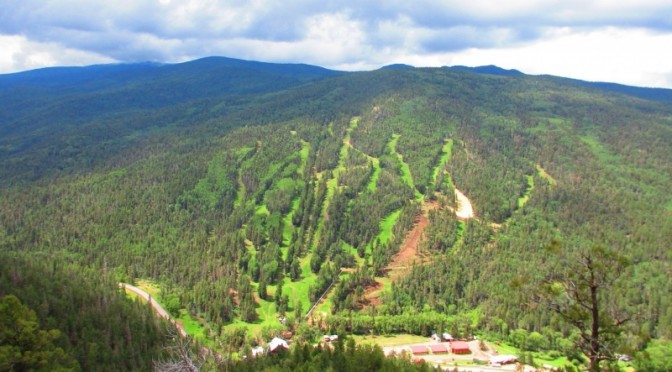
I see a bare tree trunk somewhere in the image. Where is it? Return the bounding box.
[590,280,600,372]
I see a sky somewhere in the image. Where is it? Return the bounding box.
[1,0,671,88]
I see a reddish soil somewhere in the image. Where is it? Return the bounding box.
[387,201,437,273]
[363,201,438,306]
[360,280,383,310]
[387,213,428,274]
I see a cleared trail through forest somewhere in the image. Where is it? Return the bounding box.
[454,188,474,220]
[363,201,437,307]
[386,201,437,274]
[119,283,187,337]
[364,187,477,306]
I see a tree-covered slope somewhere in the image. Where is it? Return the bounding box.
[1,59,671,369]
[0,57,340,183]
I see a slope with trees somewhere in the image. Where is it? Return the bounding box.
[0,60,671,370]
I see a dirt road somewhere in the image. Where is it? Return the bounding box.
[119,283,187,337]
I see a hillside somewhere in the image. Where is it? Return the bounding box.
[1,58,671,370]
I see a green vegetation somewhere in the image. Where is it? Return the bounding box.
[430,138,453,191]
[1,58,671,370]
[224,338,437,371]
[0,295,77,370]
[0,253,169,370]
[366,157,381,192]
[389,134,423,200]
[351,334,428,347]
[517,174,534,208]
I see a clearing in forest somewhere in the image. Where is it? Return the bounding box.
[536,164,556,185]
[388,134,423,200]
[430,138,454,190]
[454,188,474,220]
[363,201,438,307]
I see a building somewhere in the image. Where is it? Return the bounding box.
[322,334,339,343]
[429,344,448,354]
[268,337,289,352]
[442,333,454,341]
[410,345,428,355]
[490,354,517,365]
[450,341,470,354]
[251,346,265,358]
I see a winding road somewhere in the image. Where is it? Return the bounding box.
[119,283,187,337]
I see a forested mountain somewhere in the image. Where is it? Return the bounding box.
[1,58,671,370]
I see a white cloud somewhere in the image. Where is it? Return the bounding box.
[446,27,672,88]
[1,1,672,87]
[0,35,115,73]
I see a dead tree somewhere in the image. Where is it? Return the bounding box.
[542,243,629,371]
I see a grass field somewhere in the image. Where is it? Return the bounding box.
[281,197,301,259]
[430,139,453,190]
[129,279,215,347]
[134,279,160,298]
[517,174,535,208]
[233,147,256,208]
[351,334,428,347]
[283,253,319,318]
[535,164,556,186]
[388,134,423,200]
[366,157,381,192]
[175,309,217,347]
[366,209,401,255]
[297,140,310,177]
[491,341,574,369]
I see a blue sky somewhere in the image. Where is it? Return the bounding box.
[1,0,671,88]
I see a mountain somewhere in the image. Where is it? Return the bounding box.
[449,64,672,103]
[379,63,415,70]
[1,57,671,370]
[0,57,341,182]
[449,64,524,76]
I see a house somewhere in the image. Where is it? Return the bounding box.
[268,337,289,352]
[431,333,441,341]
[442,333,454,341]
[428,344,448,354]
[450,340,470,354]
[323,334,339,342]
[410,345,428,355]
[251,346,265,358]
[490,354,517,365]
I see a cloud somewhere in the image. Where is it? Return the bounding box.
[447,27,672,88]
[0,0,671,87]
[0,34,115,73]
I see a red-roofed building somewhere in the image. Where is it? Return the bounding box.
[410,345,428,355]
[429,344,448,354]
[450,341,470,354]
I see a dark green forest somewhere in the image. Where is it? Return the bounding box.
[1,57,671,370]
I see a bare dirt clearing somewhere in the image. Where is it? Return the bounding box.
[454,188,474,220]
[386,202,437,275]
[363,201,438,306]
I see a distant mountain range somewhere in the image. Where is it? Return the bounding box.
[3,57,671,102]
